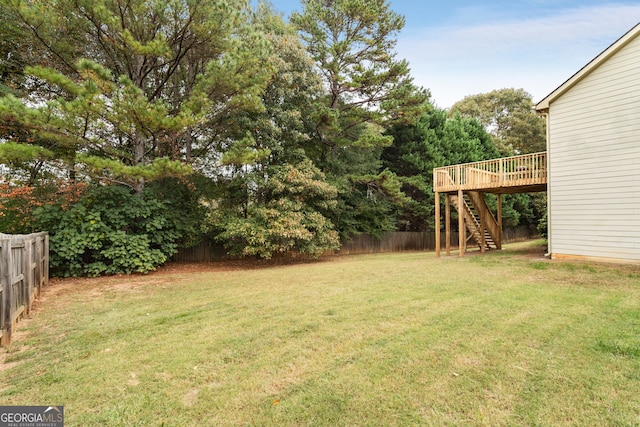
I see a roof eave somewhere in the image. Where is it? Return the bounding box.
[535,21,640,112]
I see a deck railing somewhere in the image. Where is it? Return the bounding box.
[434,152,547,193]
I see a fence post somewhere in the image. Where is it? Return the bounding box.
[1,236,13,346]
[44,234,50,287]
[34,235,42,298]
[23,236,33,315]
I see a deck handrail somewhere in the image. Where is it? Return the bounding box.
[433,151,547,193]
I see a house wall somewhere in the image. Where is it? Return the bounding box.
[548,34,640,262]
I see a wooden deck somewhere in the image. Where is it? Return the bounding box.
[433,152,547,194]
[433,152,547,257]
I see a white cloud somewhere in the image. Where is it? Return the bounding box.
[398,4,640,107]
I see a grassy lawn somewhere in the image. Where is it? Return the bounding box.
[2,240,640,426]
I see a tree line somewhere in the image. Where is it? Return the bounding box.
[0,0,546,276]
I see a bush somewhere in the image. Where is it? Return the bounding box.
[537,210,548,239]
[215,160,340,259]
[146,176,210,249]
[35,185,181,277]
[0,181,86,234]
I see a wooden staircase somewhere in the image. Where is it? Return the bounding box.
[449,191,500,251]
[434,152,546,257]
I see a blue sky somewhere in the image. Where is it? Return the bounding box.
[257,0,640,107]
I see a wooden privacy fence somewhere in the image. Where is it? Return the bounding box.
[173,226,540,261]
[0,232,49,347]
[340,226,539,255]
[341,231,452,255]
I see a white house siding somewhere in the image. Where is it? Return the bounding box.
[548,34,640,261]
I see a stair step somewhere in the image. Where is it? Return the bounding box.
[451,192,498,251]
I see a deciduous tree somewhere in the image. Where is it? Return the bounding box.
[209,6,341,257]
[450,88,547,231]
[449,88,546,155]
[215,160,340,258]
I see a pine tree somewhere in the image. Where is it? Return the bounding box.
[1,0,272,192]
[291,0,429,238]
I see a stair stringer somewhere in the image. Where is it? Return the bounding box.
[466,191,501,250]
[449,194,493,251]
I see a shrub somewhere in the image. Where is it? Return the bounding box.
[537,210,548,239]
[215,160,340,259]
[35,185,181,277]
[146,176,210,249]
[0,181,86,234]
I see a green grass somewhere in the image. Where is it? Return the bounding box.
[2,240,640,426]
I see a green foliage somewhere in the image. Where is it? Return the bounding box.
[78,155,194,183]
[237,5,325,166]
[0,61,199,190]
[147,176,212,249]
[0,142,53,164]
[383,107,501,231]
[206,9,344,254]
[449,89,548,230]
[331,181,398,239]
[290,0,429,239]
[482,192,532,229]
[0,1,32,96]
[215,160,340,258]
[0,181,87,234]
[330,162,408,238]
[537,210,548,239]
[292,0,428,153]
[382,109,442,230]
[1,0,272,192]
[0,0,549,270]
[449,88,546,155]
[220,133,272,167]
[35,185,182,277]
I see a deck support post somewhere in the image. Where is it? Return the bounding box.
[479,192,486,253]
[497,194,503,250]
[458,189,465,257]
[435,192,441,257]
[445,195,451,256]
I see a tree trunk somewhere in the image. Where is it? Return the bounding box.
[185,130,193,163]
[134,132,146,195]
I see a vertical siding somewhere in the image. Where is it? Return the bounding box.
[548,34,640,261]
